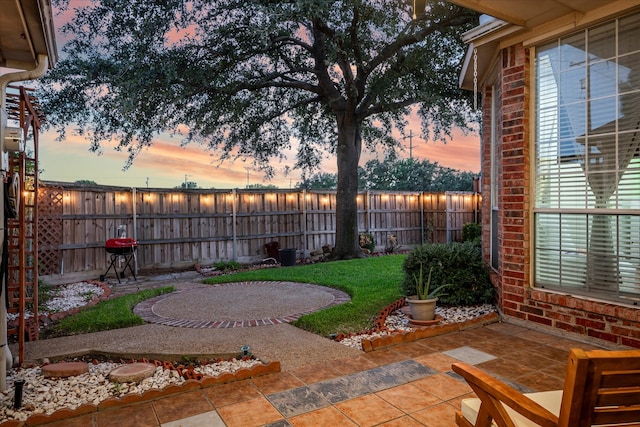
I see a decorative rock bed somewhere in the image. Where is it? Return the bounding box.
[0,356,280,425]
[7,281,111,337]
[335,298,499,351]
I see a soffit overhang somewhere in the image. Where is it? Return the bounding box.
[453,0,640,90]
[0,0,57,70]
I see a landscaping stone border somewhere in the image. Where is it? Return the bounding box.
[1,359,281,427]
[333,297,501,352]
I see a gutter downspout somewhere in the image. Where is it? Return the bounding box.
[0,53,49,392]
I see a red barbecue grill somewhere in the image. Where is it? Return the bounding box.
[100,238,138,283]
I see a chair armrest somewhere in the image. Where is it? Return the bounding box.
[451,362,559,427]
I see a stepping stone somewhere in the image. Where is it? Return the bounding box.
[109,363,157,383]
[41,361,89,378]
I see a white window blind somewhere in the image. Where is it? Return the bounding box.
[534,12,640,303]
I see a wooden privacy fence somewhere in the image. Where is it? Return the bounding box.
[37,182,481,281]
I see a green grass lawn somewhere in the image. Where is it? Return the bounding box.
[203,255,406,336]
[45,286,174,337]
[48,255,406,338]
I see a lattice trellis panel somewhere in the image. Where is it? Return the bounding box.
[37,185,63,275]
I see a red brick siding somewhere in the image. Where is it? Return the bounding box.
[481,42,640,348]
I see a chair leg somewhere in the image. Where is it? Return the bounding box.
[456,411,474,427]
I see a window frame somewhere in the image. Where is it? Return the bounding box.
[532,12,640,304]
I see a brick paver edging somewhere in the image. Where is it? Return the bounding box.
[4,360,281,427]
[133,281,351,328]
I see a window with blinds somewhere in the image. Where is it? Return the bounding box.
[534,12,640,303]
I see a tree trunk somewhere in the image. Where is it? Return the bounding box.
[332,112,363,259]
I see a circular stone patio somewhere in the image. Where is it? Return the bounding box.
[133,281,350,328]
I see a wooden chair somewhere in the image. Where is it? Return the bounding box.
[451,348,640,427]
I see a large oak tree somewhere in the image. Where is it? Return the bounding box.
[40,0,478,259]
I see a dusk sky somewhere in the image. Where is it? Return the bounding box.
[35,3,481,190]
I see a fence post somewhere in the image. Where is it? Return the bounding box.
[302,189,308,258]
[365,190,370,233]
[232,188,237,261]
[420,192,425,245]
[131,186,138,274]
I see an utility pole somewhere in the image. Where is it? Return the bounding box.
[145,177,149,188]
[402,130,415,159]
[245,167,250,187]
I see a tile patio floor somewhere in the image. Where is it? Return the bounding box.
[36,322,611,427]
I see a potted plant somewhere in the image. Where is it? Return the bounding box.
[405,263,451,322]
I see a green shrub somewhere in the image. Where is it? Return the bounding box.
[462,222,482,243]
[214,260,242,271]
[401,241,494,305]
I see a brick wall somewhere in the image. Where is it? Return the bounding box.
[483,43,640,348]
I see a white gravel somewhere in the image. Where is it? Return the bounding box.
[6,282,104,321]
[0,358,262,423]
[337,304,497,350]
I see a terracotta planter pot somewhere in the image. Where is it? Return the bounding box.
[406,296,438,321]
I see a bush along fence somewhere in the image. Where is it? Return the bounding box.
[37,181,481,282]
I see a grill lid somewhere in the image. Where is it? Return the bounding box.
[105,238,138,249]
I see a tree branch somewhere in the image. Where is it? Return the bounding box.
[363,97,418,117]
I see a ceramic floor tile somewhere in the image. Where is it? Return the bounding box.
[443,346,497,365]
[161,410,225,427]
[152,390,213,424]
[484,322,530,336]
[362,348,408,366]
[415,334,461,352]
[540,362,569,380]
[289,363,343,384]
[467,339,522,358]
[264,420,293,427]
[44,413,95,427]
[288,405,358,427]
[546,338,604,352]
[308,374,374,404]
[335,394,405,427]
[476,357,536,381]
[415,352,460,372]
[331,355,379,375]
[305,359,435,405]
[517,329,564,345]
[376,383,443,413]
[507,350,564,371]
[217,396,283,427]
[96,402,159,427]
[436,331,479,347]
[527,345,570,362]
[356,359,435,392]
[392,341,435,358]
[411,401,459,427]
[514,370,566,392]
[203,380,262,407]
[267,385,332,418]
[413,373,472,401]
[456,328,497,342]
[377,415,426,426]
[251,371,306,395]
